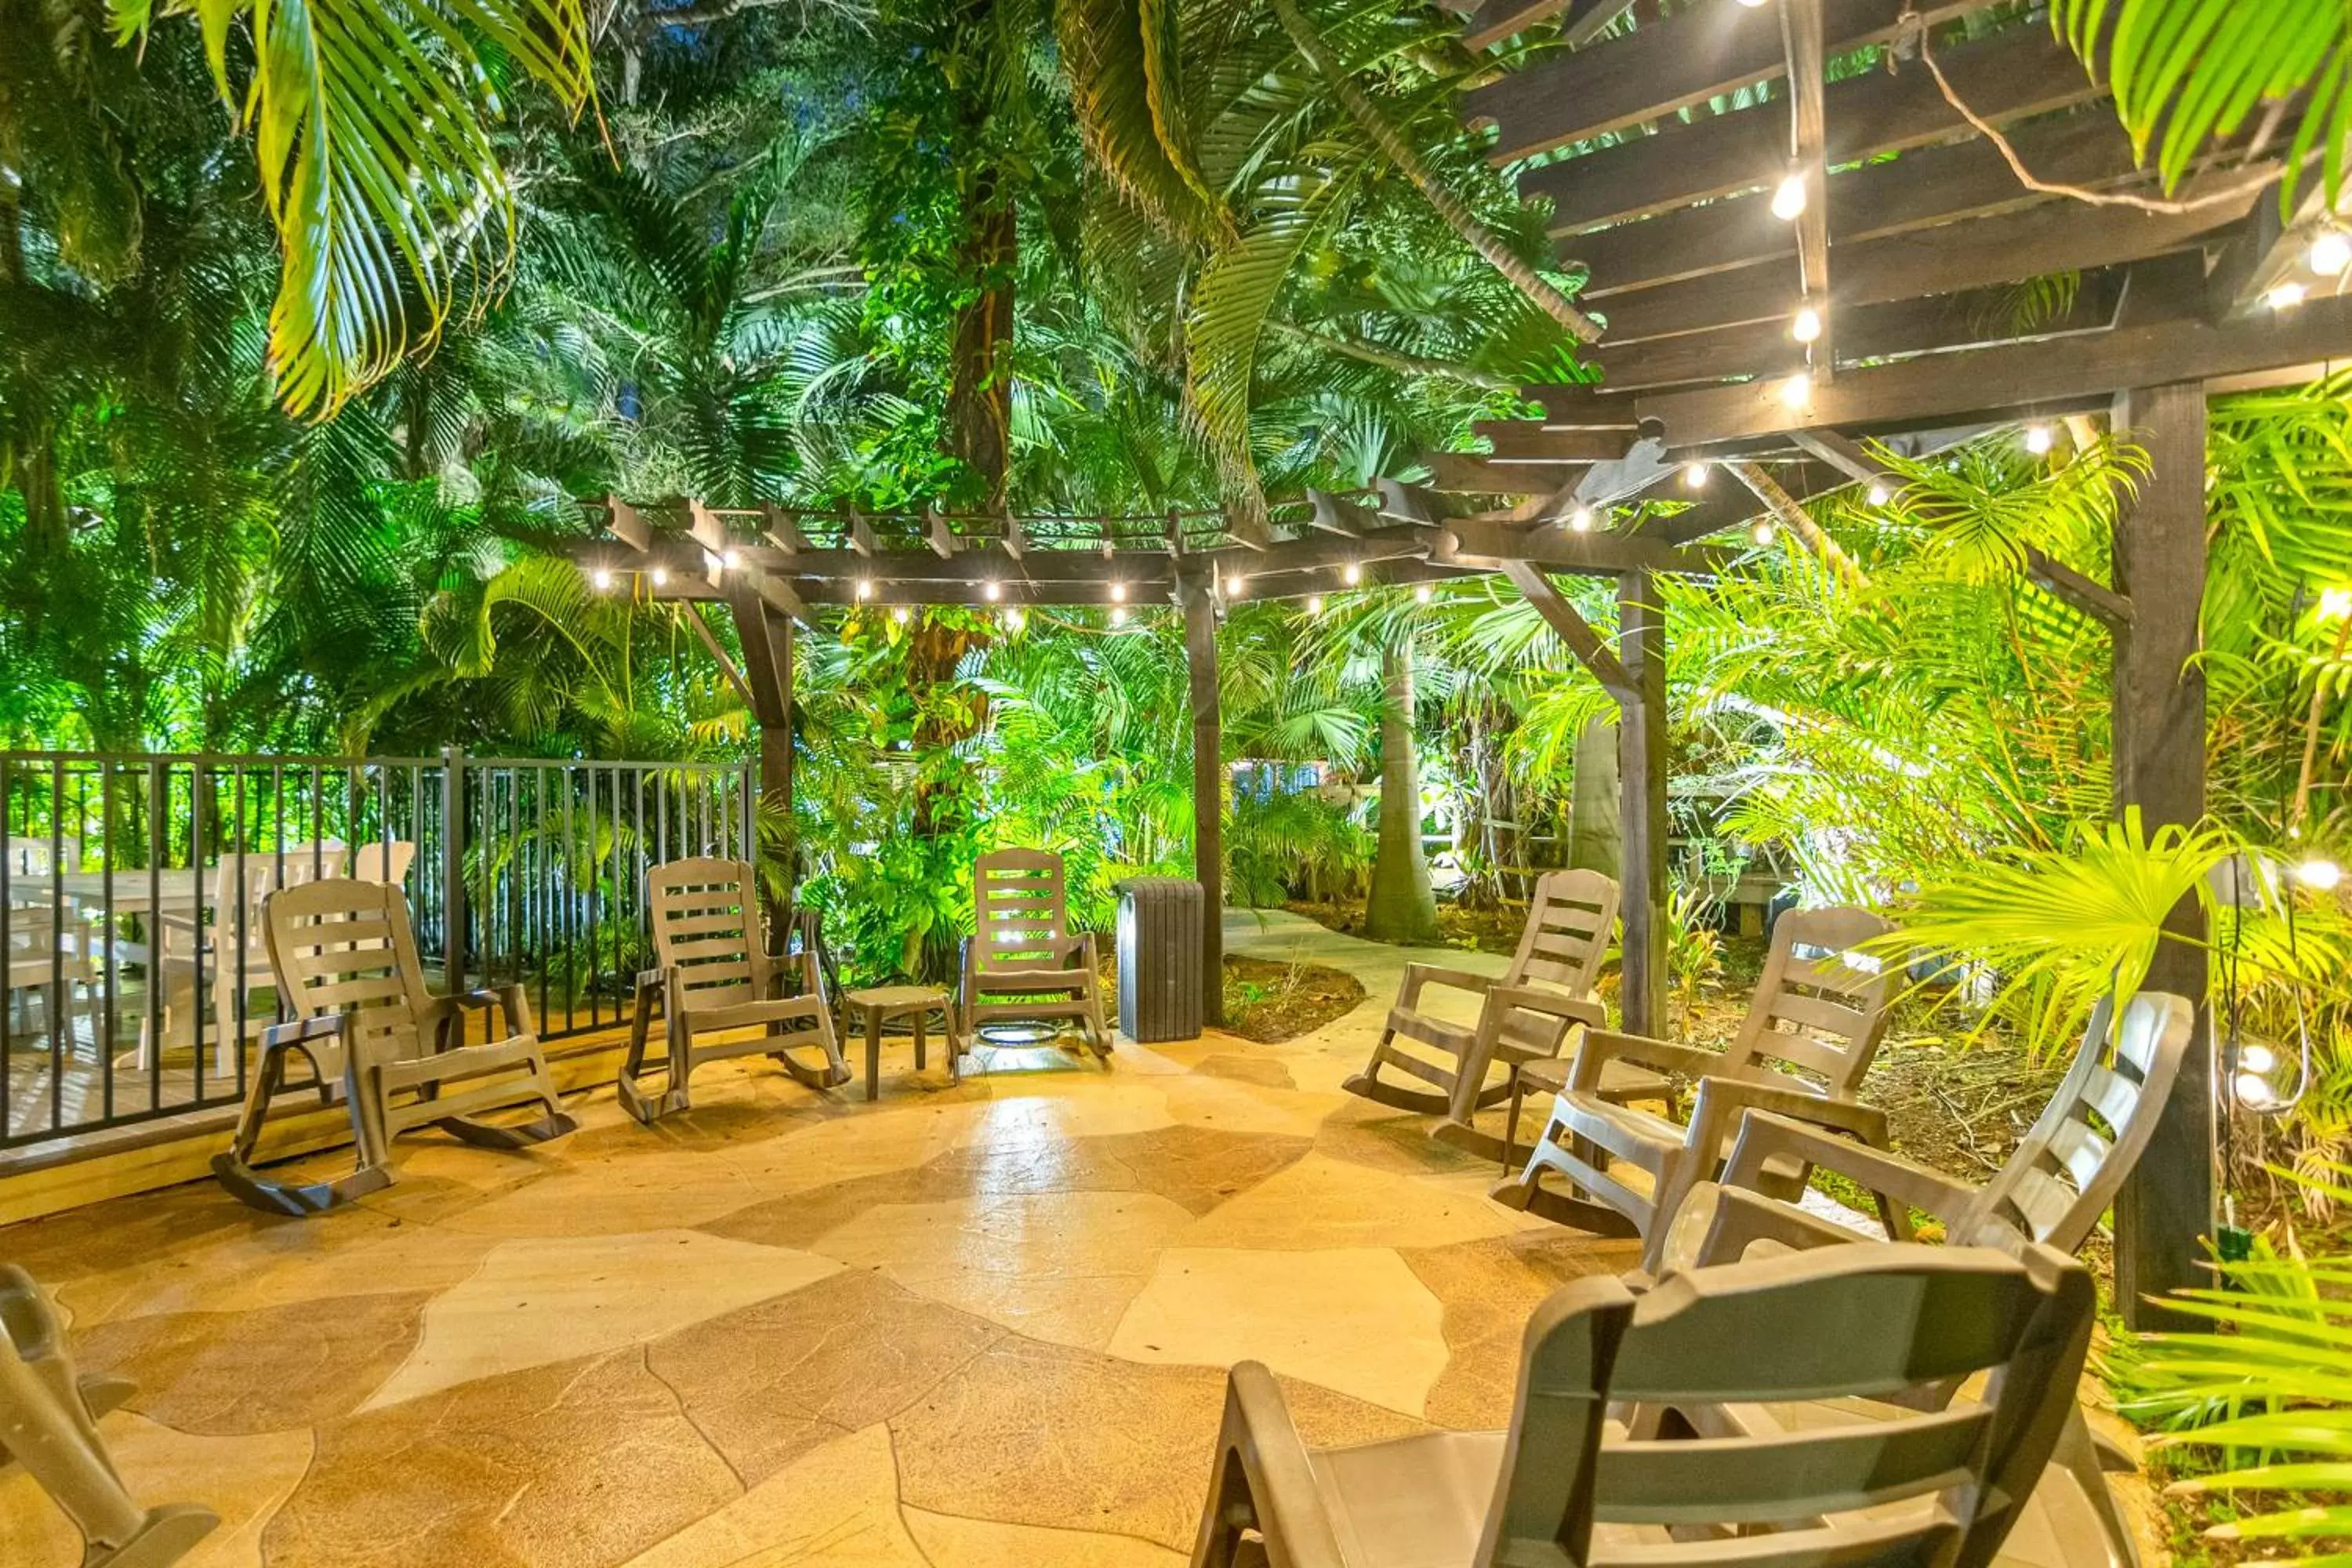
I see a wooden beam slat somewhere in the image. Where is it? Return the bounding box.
[683,605,757,710]
[1642,286,2352,447]
[1468,0,1986,164]
[1422,452,1552,496]
[1436,516,1727,575]
[1596,189,2256,347]
[1782,0,1833,370]
[1474,423,1632,463]
[1308,488,1370,536]
[1523,20,2103,235]
[759,502,811,555]
[604,495,651,552]
[1457,0,1631,52]
[1501,561,1635,699]
[1571,112,2143,299]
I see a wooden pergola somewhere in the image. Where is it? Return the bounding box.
[584,0,2352,1324]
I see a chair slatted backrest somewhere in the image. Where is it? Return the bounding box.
[973,848,1070,975]
[1476,1243,2092,1568]
[4,837,79,874]
[216,843,346,943]
[648,858,771,1015]
[1958,991,2194,1253]
[351,840,417,887]
[1723,906,1896,1097]
[1505,869,1618,1000]
[263,879,432,1066]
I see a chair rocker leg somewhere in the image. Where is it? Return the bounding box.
[434,1103,577,1149]
[1486,1117,1642,1239]
[212,1046,393,1217]
[2054,1403,2143,1568]
[617,980,688,1123]
[1340,1033,1457,1116]
[774,1036,853,1091]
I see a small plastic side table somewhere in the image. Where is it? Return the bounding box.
[838,985,961,1100]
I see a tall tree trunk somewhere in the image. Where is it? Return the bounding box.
[1363,643,1441,942]
[1567,713,1621,880]
[945,181,1016,513]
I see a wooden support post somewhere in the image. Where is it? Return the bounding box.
[1617,570,1668,1038]
[1182,577,1225,1027]
[2111,381,2212,1329]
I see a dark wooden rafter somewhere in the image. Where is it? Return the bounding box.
[1616,569,1668,1037]
[1456,0,1633,54]
[1501,562,1635,699]
[1436,515,1729,575]
[1523,20,2105,234]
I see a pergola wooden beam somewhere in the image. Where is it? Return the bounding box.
[1436,515,1729,574]
[1521,20,2103,234]
[1422,452,1551,496]
[1468,0,1989,163]
[1781,0,1833,372]
[1472,423,1632,463]
[1642,286,2352,446]
[1457,0,1631,53]
[1501,562,1635,699]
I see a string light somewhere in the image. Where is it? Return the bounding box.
[1682,462,1709,489]
[1769,172,1807,222]
[1751,519,1777,546]
[1777,371,1812,409]
[2235,1072,2278,1110]
[1414,583,1433,604]
[1864,481,1891,507]
[1109,581,1127,603]
[2268,281,2310,311]
[1110,605,1129,626]
[2321,586,2352,620]
[855,578,874,601]
[1004,607,1025,631]
[1791,305,1822,343]
[2241,1043,2278,1075]
[591,568,613,591]
[649,568,669,586]
[983,579,1001,602]
[720,549,741,569]
[891,605,910,624]
[2312,229,2352,276]
[2023,423,2054,455]
[1341,561,1362,585]
[1569,506,1594,532]
[1305,593,1325,615]
[1223,574,1244,597]
[2295,857,2343,891]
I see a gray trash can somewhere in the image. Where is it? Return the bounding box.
[1115,877,1204,1044]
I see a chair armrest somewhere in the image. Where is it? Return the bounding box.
[259,1014,344,1053]
[1689,1184,1886,1268]
[1567,1029,1719,1090]
[1680,1078,1886,1168]
[1071,931,1099,971]
[1196,1362,1348,1568]
[423,983,535,1043]
[1396,962,1496,1011]
[1719,1109,1973,1227]
[1488,985,1604,1033]
[959,935,975,1000]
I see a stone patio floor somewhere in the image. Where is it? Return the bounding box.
[1,912,1646,1566]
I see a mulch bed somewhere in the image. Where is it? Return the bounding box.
[1220,955,1367,1044]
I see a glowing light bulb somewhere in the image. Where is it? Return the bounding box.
[1777,371,1812,409]
[591,568,613,591]
[2268,281,2310,311]
[1223,575,1244,598]
[1791,304,1822,343]
[1736,0,1769,8]
[2296,857,2343,891]
[983,579,1001,602]
[855,578,873,601]
[1865,481,1891,507]
[891,604,910,624]
[1004,607,1025,631]
[1751,519,1777,545]
[1342,561,1362,586]
[1770,172,1808,222]
[2234,1072,2277,1109]
[1305,593,1324,615]
[1109,581,1127,603]
[2321,586,2352,621]
[1683,462,1709,490]
[1414,583,1433,604]
[1569,506,1594,532]
[2312,229,2352,276]
[1110,605,1129,626]
[720,548,741,569]
[2024,424,2054,455]
[649,567,669,586]
[2241,1044,2278,1075]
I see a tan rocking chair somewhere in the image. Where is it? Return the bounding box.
[959,848,1109,1056]
[620,857,850,1121]
[1189,1240,2093,1568]
[1653,990,2198,1568]
[212,878,575,1216]
[1490,906,1896,1268]
[1343,869,1662,1162]
[2,1265,218,1566]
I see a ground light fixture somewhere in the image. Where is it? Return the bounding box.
[1791,305,1822,343]
[1770,172,1807,222]
[2023,423,2053,455]
[2269,280,2310,310]
[1682,461,1708,489]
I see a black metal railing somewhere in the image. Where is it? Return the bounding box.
[0,749,755,1153]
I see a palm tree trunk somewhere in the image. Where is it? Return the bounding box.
[1568,714,1621,879]
[1269,0,1602,345]
[1364,642,1442,942]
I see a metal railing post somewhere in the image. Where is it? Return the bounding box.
[441,746,468,993]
